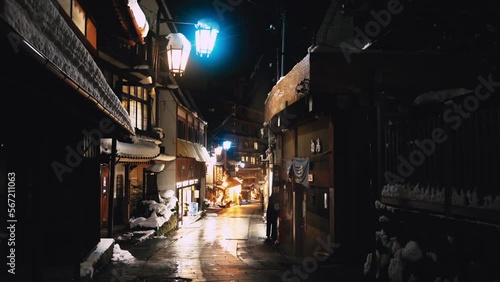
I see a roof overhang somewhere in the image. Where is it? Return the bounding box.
[264,53,310,122]
[153,153,176,163]
[264,46,490,123]
[176,139,211,162]
[0,0,134,135]
[80,0,148,45]
[100,138,174,163]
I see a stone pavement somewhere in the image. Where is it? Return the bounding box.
[90,203,366,282]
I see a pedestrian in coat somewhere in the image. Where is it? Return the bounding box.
[266,192,279,243]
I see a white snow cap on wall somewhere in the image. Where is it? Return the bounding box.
[128,0,149,38]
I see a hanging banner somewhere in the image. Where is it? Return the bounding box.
[287,157,310,188]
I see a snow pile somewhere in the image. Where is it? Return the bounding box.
[381,183,445,203]
[112,244,136,262]
[80,261,93,278]
[79,238,114,279]
[381,183,500,210]
[365,201,494,282]
[129,191,178,229]
[452,187,500,210]
[401,241,423,262]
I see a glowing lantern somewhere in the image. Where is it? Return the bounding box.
[195,18,219,57]
[166,33,191,76]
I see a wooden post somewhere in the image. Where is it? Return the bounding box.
[107,137,117,237]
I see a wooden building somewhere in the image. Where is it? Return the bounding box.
[264,1,500,280]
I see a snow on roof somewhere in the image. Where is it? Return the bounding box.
[100,138,160,160]
[1,0,134,133]
[264,53,310,122]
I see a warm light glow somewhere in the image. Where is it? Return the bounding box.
[222,141,231,150]
[139,76,152,84]
[166,33,191,76]
[209,155,217,164]
[214,146,222,156]
[195,18,219,57]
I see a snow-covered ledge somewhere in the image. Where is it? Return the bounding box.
[80,238,115,281]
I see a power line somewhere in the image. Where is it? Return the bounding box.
[210,53,266,138]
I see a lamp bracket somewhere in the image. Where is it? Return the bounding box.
[160,19,196,25]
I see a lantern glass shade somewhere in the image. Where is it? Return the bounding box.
[195,18,219,57]
[222,141,231,150]
[166,33,191,76]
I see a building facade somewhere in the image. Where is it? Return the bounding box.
[0,0,208,280]
[0,0,137,280]
[263,1,500,281]
[156,86,210,226]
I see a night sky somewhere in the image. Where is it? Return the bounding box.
[165,0,332,134]
[165,0,500,136]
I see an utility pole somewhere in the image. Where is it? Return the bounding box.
[280,9,286,79]
[275,8,287,83]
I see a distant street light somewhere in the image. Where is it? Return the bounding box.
[223,141,231,150]
[214,146,223,156]
[215,141,231,171]
[222,141,232,171]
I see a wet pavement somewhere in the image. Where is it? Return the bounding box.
[91,203,365,282]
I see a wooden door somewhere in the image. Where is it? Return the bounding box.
[293,185,305,257]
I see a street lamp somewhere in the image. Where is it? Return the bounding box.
[195,18,219,57]
[222,140,231,151]
[215,141,231,171]
[163,18,219,76]
[165,33,191,76]
[222,141,231,174]
[214,146,223,156]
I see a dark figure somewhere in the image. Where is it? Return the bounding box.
[266,193,279,243]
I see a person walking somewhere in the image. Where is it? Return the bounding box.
[266,192,279,244]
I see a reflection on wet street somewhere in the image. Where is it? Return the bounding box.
[92,203,293,282]
[92,202,365,282]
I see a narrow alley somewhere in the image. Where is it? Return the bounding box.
[91,203,364,282]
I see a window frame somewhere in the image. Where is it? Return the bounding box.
[121,84,150,131]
